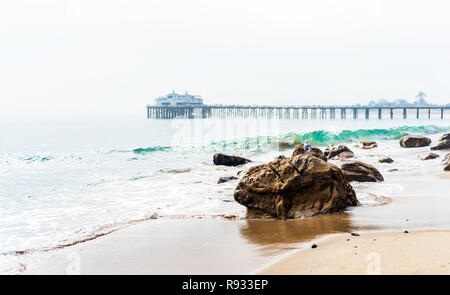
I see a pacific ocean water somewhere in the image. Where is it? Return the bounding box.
[1,116,449,272]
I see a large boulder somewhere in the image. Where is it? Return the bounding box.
[233,155,358,219]
[360,141,377,149]
[399,135,431,148]
[327,145,354,159]
[213,153,251,166]
[341,161,384,182]
[439,133,450,141]
[291,145,327,162]
[431,140,450,150]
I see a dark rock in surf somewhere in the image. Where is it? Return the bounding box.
[327,145,354,160]
[218,176,239,184]
[431,140,450,150]
[360,141,377,149]
[379,157,394,163]
[341,161,384,182]
[399,135,431,148]
[331,151,354,160]
[233,155,358,219]
[213,153,251,166]
[445,162,450,172]
[419,153,439,160]
[439,133,450,141]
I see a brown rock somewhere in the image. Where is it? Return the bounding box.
[328,145,354,159]
[431,140,450,150]
[443,153,450,166]
[445,163,450,171]
[341,161,384,182]
[439,133,450,141]
[379,157,394,163]
[399,135,431,148]
[419,153,439,160]
[331,151,354,160]
[213,153,251,166]
[360,141,377,149]
[217,176,239,184]
[233,155,358,219]
[292,145,327,162]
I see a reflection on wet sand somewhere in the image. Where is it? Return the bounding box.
[238,212,378,254]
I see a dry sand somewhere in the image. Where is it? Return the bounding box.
[259,230,450,275]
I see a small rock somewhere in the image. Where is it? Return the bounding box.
[404,230,409,234]
[346,239,350,241]
[218,176,238,184]
[351,232,360,236]
[431,140,450,151]
[311,244,318,248]
[331,151,354,160]
[360,141,377,149]
[223,214,238,220]
[445,163,450,171]
[342,161,384,182]
[399,135,431,148]
[419,153,439,160]
[328,145,354,159]
[439,133,450,141]
[213,153,251,166]
[150,213,158,219]
[388,168,399,172]
[276,155,286,160]
[379,157,394,163]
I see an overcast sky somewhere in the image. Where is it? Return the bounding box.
[1,0,450,121]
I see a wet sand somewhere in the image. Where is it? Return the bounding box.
[24,216,359,275]
[259,230,450,275]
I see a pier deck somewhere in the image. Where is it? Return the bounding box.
[146,105,450,119]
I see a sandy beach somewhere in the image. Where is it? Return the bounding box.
[259,230,450,275]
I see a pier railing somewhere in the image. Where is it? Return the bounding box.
[146,105,450,119]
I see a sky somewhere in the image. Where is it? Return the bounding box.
[1,0,450,121]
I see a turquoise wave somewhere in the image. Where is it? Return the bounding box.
[113,125,450,156]
[280,125,450,146]
[132,146,171,154]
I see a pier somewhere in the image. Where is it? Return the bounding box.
[146,105,450,119]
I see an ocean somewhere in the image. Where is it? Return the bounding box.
[1,117,450,273]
